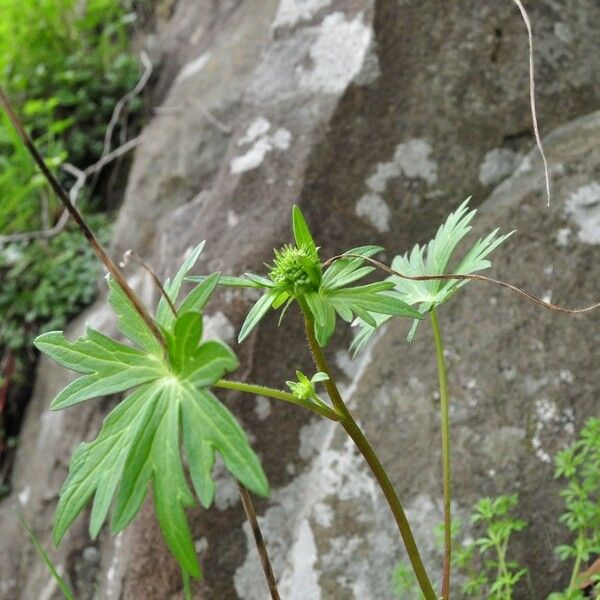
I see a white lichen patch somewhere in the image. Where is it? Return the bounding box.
[299,12,372,94]
[565,182,600,244]
[313,500,334,527]
[478,148,523,186]
[176,51,211,82]
[18,486,30,506]
[278,519,321,599]
[356,139,437,229]
[559,369,574,384]
[105,533,123,598]
[354,39,381,86]
[203,311,235,343]
[237,117,271,146]
[227,210,239,227]
[254,396,272,420]
[366,139,438,190]
[273,0,332,28]
[335,349,360,380]
[555,227,571,247]
[355,193,391,232]
[214,459,240,511]
[531,398,574,463]
[231,119,292,174]
[234,338,386,599]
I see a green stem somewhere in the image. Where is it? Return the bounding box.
[301,310,437,600]
[215,379,340,421]
[494,538,511,600]
[568,531,585,592]
[431,309,452,600]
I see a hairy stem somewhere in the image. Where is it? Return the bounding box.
[301,309,437,600]
[215,379,340,421]
[431,309,452,600]
[237,483,281,600]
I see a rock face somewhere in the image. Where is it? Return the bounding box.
[1,1,599,598]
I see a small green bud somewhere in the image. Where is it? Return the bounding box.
[269,244,321,297]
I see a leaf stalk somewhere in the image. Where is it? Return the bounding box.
[215,379,340,421]
[431,308,452,600]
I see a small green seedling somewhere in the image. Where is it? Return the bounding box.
[550,418,600,599]
[461,495,529,599]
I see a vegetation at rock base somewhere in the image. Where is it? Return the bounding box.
[0,0,143,498]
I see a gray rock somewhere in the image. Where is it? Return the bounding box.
[1,1,600,598]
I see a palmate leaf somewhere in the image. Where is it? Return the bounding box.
[351,198,514,353]
[34,243,268,578]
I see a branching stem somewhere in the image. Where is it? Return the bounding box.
[301,308,437,600]
[215,378,340,421]
[431,309,452,600]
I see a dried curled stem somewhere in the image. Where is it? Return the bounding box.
[323,254,600,315]
[512,0,552,206]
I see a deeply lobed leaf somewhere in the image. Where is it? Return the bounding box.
[35,243,268,578]
[352,198,513,352]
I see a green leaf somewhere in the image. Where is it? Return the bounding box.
[52,384,153,544]
[34,328,148,374]
[305,292,327,326]
[152,388,198,578]
[238,290,278,343]
[168,312,203,373]
[182,386,268,508]
[49,362,162,410]
[107,276,163,356]
[38,276,266,579]
[321,245,382,290]
[184,341,239,387]
[179,272,221,314]
[315,300,336,347]
[292,205,317,252]
[186,274,270,289]
[352,198,513,349]
[156,242,206,329]
[36,327,164,411]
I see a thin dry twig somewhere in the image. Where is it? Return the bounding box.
[120,249,177,317]
[89,51,152,194]
[0,87,165,346]
[155,101,232,135]
[100,52,152,164]
[0,136,141,245]
[323,253,600,315]
[512,0,551,206]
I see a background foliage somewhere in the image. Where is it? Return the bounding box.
[0,0,143,496]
